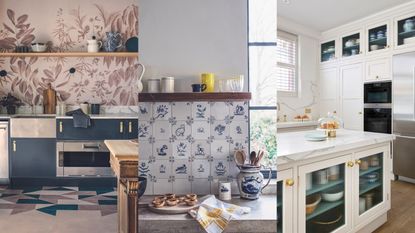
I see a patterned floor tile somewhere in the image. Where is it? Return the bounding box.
[37,204,78,216]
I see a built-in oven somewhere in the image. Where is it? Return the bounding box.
[364,81,392,104]
[364,107,392,134]
[56,141,114,177]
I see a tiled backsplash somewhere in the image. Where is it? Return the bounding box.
[138,101,249,195]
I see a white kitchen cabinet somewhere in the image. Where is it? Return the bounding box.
[366,20,392,56]
[342,99,363,131]
[319,66,340,117]
[394,12,415,51]
[298,155,353,233]
[320,38,339,64]
[341,29,365,60]
[365,58,391,82]
[352,146,390,231]
[277,168,294,233]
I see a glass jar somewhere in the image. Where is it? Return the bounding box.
[318,112,343,138]
[161,77,174,93]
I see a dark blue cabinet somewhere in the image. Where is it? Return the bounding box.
[10,138,56,177]
[57,119,137,140]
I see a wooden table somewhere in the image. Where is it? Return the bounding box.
[105,140,138,233]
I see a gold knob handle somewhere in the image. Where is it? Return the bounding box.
[359,112,362,115]
[355,159,362,165]
[285,179,294,186]
[347,161,354,167]
[120,121,124,133]
[376,76,379,79]
[387,45,390,48]
[128,121,132,133]
[59,121,63,133]
[13,140,16,152]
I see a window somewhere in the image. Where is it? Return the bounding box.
[277,30,298,94]
[248,0,277,168]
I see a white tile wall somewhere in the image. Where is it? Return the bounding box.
[138,101,249,195]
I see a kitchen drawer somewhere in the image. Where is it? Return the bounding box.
[56,119,137,140]
[365,58,391,82]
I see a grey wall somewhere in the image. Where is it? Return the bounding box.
[139,0,248,92]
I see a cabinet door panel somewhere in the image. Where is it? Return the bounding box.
[342,99,363,131]
[366,58,391,81]
[341,63,363,99]
[320,67,338,100]
[277,169,294,233]
[57,119,125,140]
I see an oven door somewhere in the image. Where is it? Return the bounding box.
[56,141,114,177]
[364,82,392,104]
[364,108,392,134]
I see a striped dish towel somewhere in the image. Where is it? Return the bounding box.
[189,195,251,233]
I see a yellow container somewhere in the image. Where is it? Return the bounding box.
[201,73,215,92]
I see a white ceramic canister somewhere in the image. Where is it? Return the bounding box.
[87,39,103,53]
[147,79,160,93]
[218,181,232,201]
[161,77,175,93]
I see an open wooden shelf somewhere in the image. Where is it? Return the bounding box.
[0,52,138,58]
[138,92,251,102]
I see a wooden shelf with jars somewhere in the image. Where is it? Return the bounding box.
[138,92,252,102]
[0,52,138,58]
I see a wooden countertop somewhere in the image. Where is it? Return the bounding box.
[104,140,139,161]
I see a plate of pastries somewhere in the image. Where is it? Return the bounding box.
[148,193,203,214]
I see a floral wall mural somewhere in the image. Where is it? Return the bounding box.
[0,0,139,106]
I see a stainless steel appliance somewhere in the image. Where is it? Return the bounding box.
[364,81,392,134]
[0,122,9,184]
[56,141,113,177]
[393,52,415,179]
[364,81,392,104]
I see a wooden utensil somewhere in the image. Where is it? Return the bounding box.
[255,151,265,166]
[250,151,256,165]
[234,150,246,167]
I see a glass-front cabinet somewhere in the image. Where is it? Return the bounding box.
[396,14,415,47]
[298,156,353,233]
[353,146,389,226]
[277,168,294,233]
[321,40,336,63]
[342,31,363,58]
[367,21,390,54]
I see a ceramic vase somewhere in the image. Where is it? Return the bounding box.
[237,166,272,200]
[104,32,123,52]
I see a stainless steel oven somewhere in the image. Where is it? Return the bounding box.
[56,141,114,177]
[364,107,392,134]
[364,81,392,104]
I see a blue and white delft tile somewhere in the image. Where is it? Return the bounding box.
[231,140,249,156]
[171,121,191,140]
[191,159,211,178]
[191,178,211,195]
[173,178,192,195]
[210,102,229,121]
[172,102,191,121]
[138,160,153,178]
[138,102,152,121]
[192,102,210,120]
[138,142,152,160]
[230,101,248,120]
[210,140,230,160]
[153,121,171,140]
[211,160,229,178]
[153,102,171,120]
[192,121,210,140]
[153,179,173,195]
[172,160,191,179]
[138,121,152,141]
[191,140,210,159]
[229,120,248,139]
[228,160,240,178]
[210,121,229,140]
[153,141,172,159]
[210,179,220,195]
[172,140,191,159]
[153,160,172,179]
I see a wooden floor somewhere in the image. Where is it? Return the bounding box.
[374,180,415,233]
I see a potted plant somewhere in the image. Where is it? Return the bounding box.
[0,94,23,115]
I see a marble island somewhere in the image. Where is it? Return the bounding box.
[277,129,395,233]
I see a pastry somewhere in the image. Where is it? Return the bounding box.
[166,198,179,206]
[186,193,197,201]
[185,198,198,206]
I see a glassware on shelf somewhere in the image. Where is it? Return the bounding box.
[218,75,244,92]
[358,153,383,216]
[318,112,343,138]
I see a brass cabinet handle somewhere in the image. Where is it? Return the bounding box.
[387,45,390,48]
[120,121,124,133]
[285,179,294,186]
[13,140,16,152]
[128,121,132,133]
[347,161,354,167]
[59,121,63,133]
[355,159,362,165]
[376,76,379,79]
[359,112,362,115]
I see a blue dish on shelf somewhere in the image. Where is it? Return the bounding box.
[138,176,147,198]
[125,37,139,52]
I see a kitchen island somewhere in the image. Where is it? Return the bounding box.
[277,129,395,233]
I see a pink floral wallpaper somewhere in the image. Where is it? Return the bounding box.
[0,0,139,106]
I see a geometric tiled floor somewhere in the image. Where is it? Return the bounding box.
[0,186,117,233]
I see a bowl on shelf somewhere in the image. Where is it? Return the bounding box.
[361,172,379,186]
[322,186,344,202]
[370,44,380,51]
[306,194,321,214]
[31,43,47,52]
[218,75,244,92]
[311,213,343,232]
[138,176,147,199]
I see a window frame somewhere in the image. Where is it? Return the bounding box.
[277,29,299,97]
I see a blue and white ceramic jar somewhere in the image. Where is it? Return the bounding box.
[104,32,123,52]
[237,166,272,200]
[403,19,415,32]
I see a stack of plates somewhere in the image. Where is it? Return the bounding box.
[305,132,327,141]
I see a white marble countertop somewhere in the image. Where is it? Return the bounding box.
[277,121,318,129]
[138,195,276,233]
[277,129,395,162]
[0,113,137,119]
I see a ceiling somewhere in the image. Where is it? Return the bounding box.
[278,0,414,31]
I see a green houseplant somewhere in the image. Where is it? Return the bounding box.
[0,94,23,115]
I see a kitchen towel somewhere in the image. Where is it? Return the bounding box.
[189,195,250,233]
[66,108,91,128]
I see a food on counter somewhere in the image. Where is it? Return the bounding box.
[165,193,176,200]
[151,193,198,208]
[152,199,165,208]
[320,121,340,129]
[186,193,197,201]
[184,198,198,206]
[294,114,311,122]
[166,198,179,206]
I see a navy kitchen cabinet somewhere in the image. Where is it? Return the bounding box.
[10,138,56,177]
[57,119,138,140]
